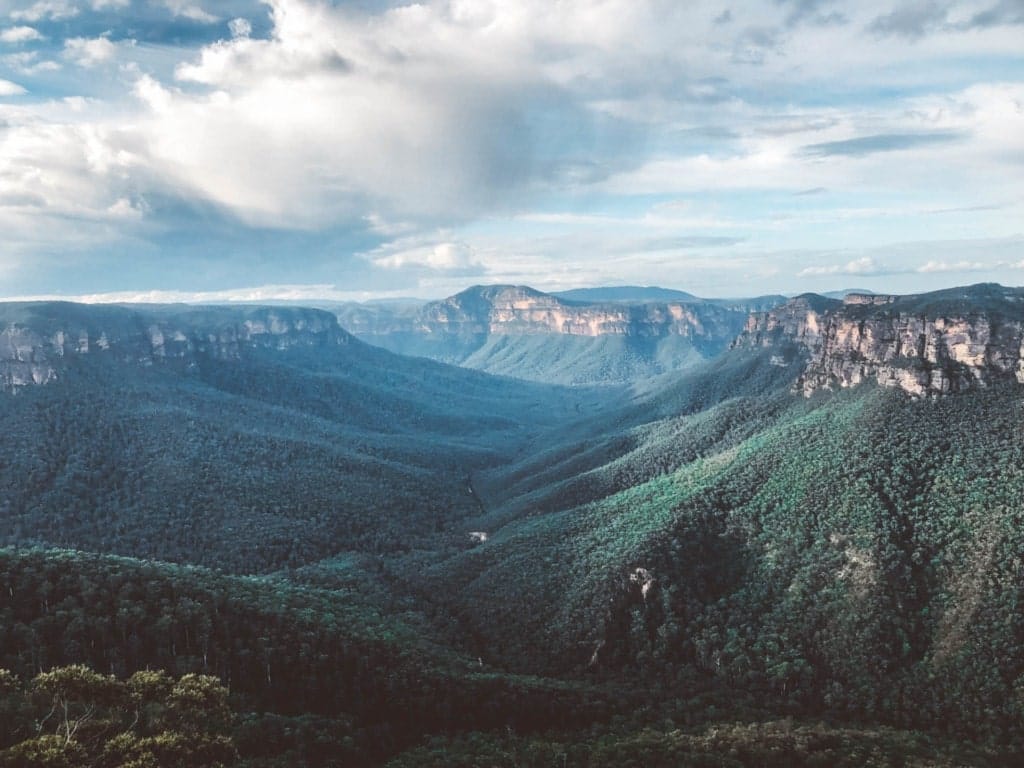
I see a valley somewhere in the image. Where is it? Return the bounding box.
[1,284,1023,766]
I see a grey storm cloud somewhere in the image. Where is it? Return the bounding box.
[800,131,965,158]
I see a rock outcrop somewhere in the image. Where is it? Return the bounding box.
[733,284,1024,397]
[0,303,349,392]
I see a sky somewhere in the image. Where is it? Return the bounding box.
[0,0,1022,302]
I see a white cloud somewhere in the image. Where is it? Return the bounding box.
[164,1,218,24]
[917,259,991,273]
[0,0,1022,295]
[0,26,43,43]
[63,36,117,67]
[797,257,885,277]
[2,50,60,74]
[0,284,409,304]
[373,241,483,272]
[0,112,145,252]
[10,0,78,22]
[228,17,251,39]
[0,78,26,95]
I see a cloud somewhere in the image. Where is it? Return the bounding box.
[732,25,784,64]
[0,25,44,43]
[0,283,389,304]
[958,0,1024,30]
[0,78,26,95]
[916,259,991,273]
[164,1,219,24]
[63,36,118,67]
[797,257,887,277]
[775,0,846,28]
[9,0,78,22]
[641,235,746,250]
[866,1,951,40]
[801,131,964,158]
[123,0,655,229]
[372,241,486,274]
[0,0,1022,298]
[228,17,251,39]
[2,50,60,74]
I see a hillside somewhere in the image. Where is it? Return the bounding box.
[411,355,1024,747]
[330,284,767,384]
[0,302,600,572]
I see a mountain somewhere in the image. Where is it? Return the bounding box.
[3,287,1024,766]
[820,288,876,299]
[554,285,788,312]
[409,313,1024,750]
[552,285,701,303]
[0,301,596,572]
[331,284,762,385]
[733,283,1024,396]
[0,302,349,392]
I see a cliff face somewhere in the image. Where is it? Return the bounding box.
[329,285,758,385]
[734,285,1024,397]
[0,303,348,392]
[409,285,745,340]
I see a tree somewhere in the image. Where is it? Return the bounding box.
[0,666,237,768]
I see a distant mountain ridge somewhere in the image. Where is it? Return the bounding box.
[733,283,1024,397]
[554,285,787,312]
[333,284,786,384]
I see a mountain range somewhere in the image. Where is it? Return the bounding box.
[1,282,1023,766]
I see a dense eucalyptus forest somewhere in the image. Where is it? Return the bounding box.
[1,294,1023,766]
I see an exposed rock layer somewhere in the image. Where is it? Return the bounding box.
[416,285,744,339]
[332,285,760,384]
[0,303,348,392]
[733,284,1024,397]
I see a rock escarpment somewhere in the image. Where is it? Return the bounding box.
[331,285,762,385]
[0,303,349,392]
[417,285,743,340]
[734,284,1024,397]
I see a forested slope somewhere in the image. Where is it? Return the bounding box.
[0,304,600,572]
[2,294,1024,765]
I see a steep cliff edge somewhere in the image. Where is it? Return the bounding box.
[331,285,757,384]
[733,283,1024,397]
[0,303,349,392]
[418,285,744,340]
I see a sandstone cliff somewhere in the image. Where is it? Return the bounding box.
[733,284,1024,397]
[415,285,744,340]
[329,285,757,384]
[0,303,349,392]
